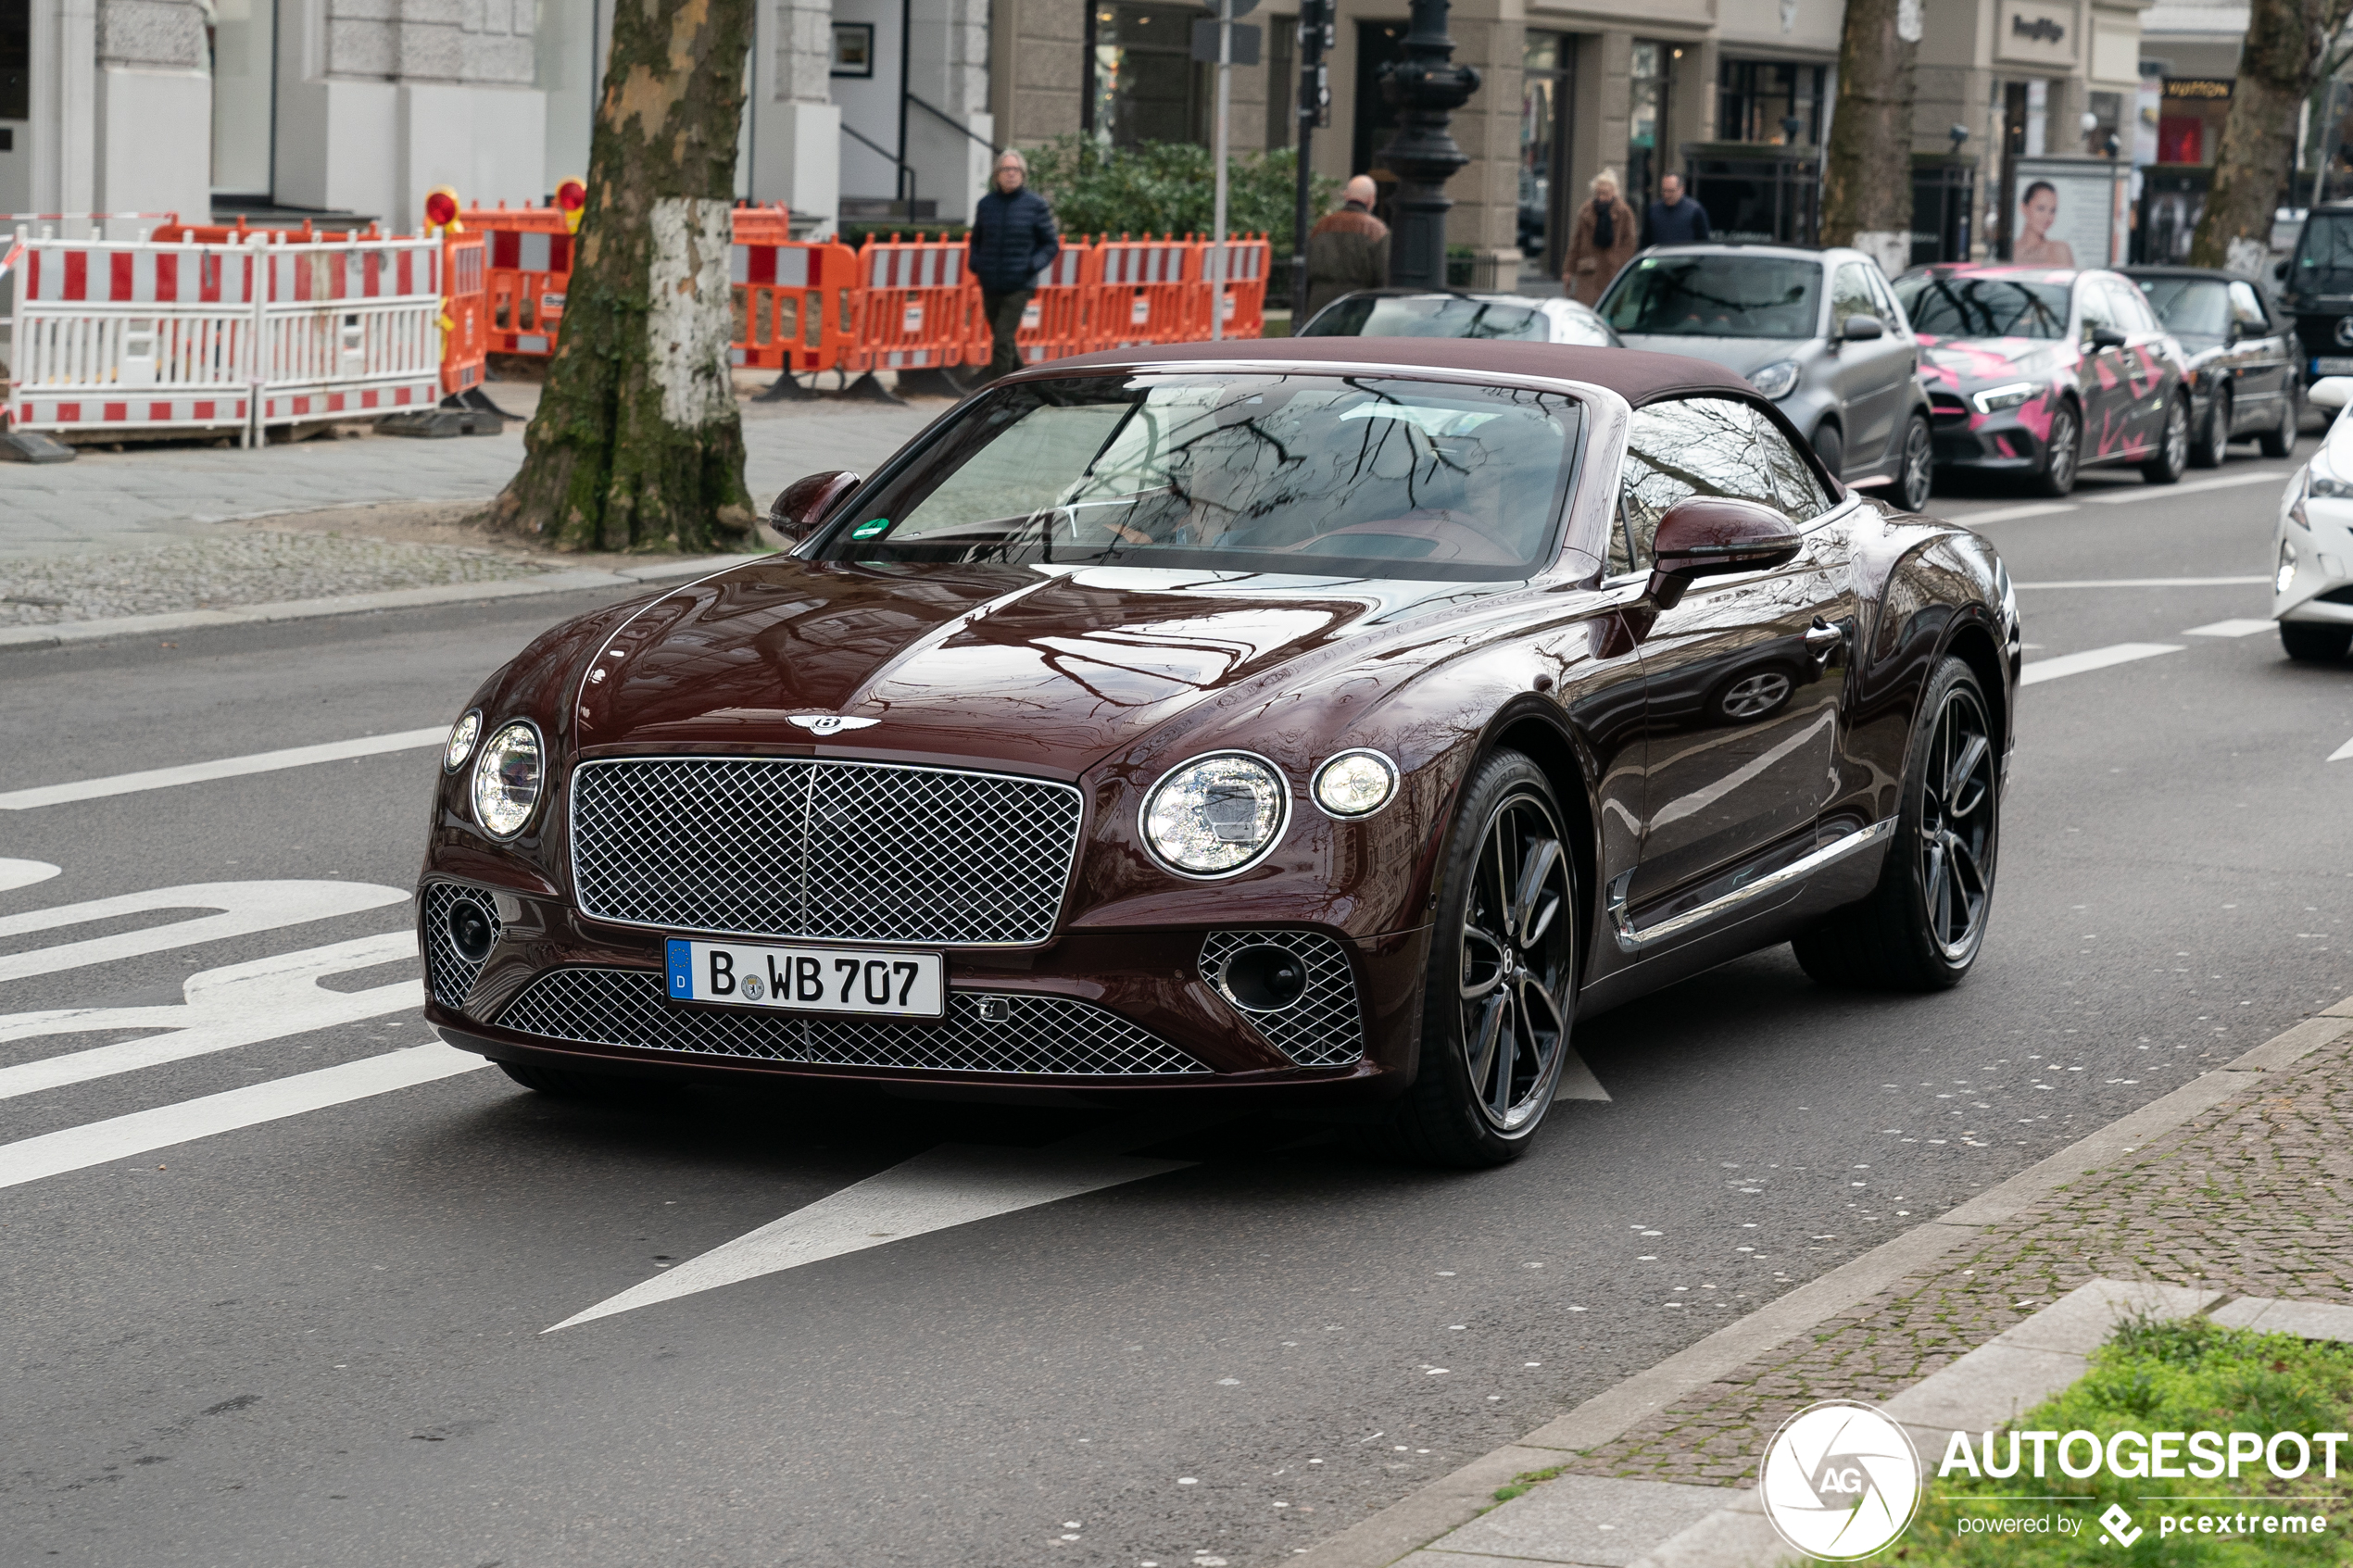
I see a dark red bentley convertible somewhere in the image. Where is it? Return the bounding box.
[418,339,2019,1166]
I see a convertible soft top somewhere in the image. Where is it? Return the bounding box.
[1038,336,1755,408]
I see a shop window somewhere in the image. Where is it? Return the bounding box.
[1266,19,1296,150]
[1522,32,1570,268]
[1717,59,1826,146]
[1091,4,1211,149]
[0,0,28,122]
[1629,42,1671,207]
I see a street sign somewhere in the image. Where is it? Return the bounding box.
[1191,19,1260,63]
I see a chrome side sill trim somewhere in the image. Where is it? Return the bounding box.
[1607,817,1897,953]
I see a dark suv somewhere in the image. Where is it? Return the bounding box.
[2278,205,2353,390]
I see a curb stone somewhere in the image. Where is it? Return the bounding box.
[0,554,768,649]
[1290,1002,2353,1568]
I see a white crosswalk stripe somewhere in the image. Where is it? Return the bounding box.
[0,728,447,810]
[2019,643,2184,685]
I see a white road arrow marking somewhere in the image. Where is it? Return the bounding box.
[2019,644,2184,685]
[0,1044,487,1192]
[0,931,418,1099]
[2182,619,2277,638]
[547,1120,1208,1333]
[0,727,447,810]
[0,860,61,895]
[2329,736,2353,763]
[0,881,406,985]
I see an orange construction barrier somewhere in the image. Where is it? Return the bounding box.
[439,232,489,395]
[732,203,799,247]
[1091,234,1196,351]
[847,235,981,373]
[1015,244,1093,365]
[1198,232,1271,340]
[460,204,573,356]
[152,217,384,245]
[732,239,860,376]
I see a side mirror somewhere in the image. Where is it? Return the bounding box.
[1840,313,1886,342]
[1643,496,1804,611]
[2309,376,2353,411]
[2088,325,2130,352]
[769,470,862,544]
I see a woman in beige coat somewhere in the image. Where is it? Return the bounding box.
[1563,169,1639,307]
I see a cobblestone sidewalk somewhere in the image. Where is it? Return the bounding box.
[1566,1022,2353,1491]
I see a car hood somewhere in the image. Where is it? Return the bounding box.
[1916,334,2063,389]
[573,557,1491,778]
[1611,333,1812,379]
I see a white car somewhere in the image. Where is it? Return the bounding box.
[2276,375,2353,661]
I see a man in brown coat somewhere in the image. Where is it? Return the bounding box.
[1562,169,1638,307]
[1304,175,1390,320]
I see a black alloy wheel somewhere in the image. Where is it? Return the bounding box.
[2189,390,2229,469]
[2281,621,2353,662]
[2031,403,2080,497]
[2260,386,2302,459]
[1793,657,1998,991]
[2142,392,2191,484]
[1895,415,1934,511]
[1378,750,1576,1167]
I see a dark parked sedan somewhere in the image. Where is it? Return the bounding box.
[1894,264,2194,496]
[416,339,2018,1168]
[2121,265,2301,465]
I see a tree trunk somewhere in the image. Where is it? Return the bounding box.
[2190,0,2353,272]
[1819,0,1917,274]
[488,0,758,553]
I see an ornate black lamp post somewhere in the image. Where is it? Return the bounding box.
[1376,0,1480,289]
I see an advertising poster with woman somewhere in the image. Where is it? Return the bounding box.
[2009,157,2131,268]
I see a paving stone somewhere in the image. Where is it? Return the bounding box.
[2207,1296,2353,1340]
[1439,1476,1728,1567]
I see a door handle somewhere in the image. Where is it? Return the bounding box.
[1805,620,1843,662]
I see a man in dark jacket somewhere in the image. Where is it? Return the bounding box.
[1304,175,1390,320]
[1642,173,1712,247]
[968,151,1061,380]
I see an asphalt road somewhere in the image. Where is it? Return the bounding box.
[3,440,2348,1568]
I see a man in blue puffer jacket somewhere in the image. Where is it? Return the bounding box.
[968,150,1061,381]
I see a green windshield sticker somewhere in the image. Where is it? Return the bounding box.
[850,519,892,540]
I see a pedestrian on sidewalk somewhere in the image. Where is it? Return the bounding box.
[1642,172,1712,248]
[1563,168,1638,307]
[968,150,1062,382]
[1304,175,1391,320]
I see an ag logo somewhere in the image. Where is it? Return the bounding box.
[2099,1503,2143,1547]
[2334,317,2353,348]
[787,714,880,736]
[1758,1399,1922,1562]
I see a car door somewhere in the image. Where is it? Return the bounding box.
[1827,260,1912,474]
[2228,279,2287,430]
[2074,280,2138,458]
[1612,395,1857,951]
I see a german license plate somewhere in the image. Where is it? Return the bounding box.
[665,938,945,1019]
[2316,357,2353,374]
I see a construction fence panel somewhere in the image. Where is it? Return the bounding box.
[467,213,573,355]
[6,238,261,433]
[849,239,981,372]
[1091,237,1198,352]
[254,239,444,424]
[731,241,860,375]
[441,233,489,395]
[1017,245,1092,365]
[1201,234,1272,340]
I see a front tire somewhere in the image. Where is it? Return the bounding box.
[1894,415,1934,511]
[2142,392,2190,484]
[2030,402,2080,497]
[2281,621,2353,662]
[1793,658,1997,991]
[2259,386,2301,459]
[2189,390,2228,468]
[1811,420,1845,483]
[1375,750,1577,1168]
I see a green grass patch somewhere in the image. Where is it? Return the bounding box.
[1491,1463,1569,1505]
[1869,1316,2353,1565]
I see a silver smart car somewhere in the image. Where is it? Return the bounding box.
[1597,243,1936,511]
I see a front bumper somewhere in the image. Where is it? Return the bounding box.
[1925,387,2057,471]
[2277,493,2353,625]
[417,880,1427,1101]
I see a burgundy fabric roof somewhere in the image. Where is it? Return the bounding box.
[1035,336,1756,407]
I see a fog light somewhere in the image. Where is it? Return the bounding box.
[2279,541,2299,596]
[1218,944,1310,1011]
[447,897,496,962]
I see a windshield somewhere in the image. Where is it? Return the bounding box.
[1892,275,2070,340]
[2133,277,2230,336]
[818,374,1582,582]
[1302,295,1549,342]
[2291,212,2353,292]
[1598,255,1821,339]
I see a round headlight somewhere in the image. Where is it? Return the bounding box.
[1312,749,1399,818]
[472,721,544,838]
[443,709,482,772]
[1141,752,1289,876]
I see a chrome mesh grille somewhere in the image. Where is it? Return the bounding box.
[569,757,1084,947]
[419,882,501,1014]
[497,966,1210,1076]
[1199,929,1365,1068]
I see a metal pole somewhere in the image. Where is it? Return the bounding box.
[1293,0,1322,321]
[1210,0,1232,341]
[1376,0,1479,290]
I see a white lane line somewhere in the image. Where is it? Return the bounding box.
[2079,470,2296,504]
[0,727,447,810]
[0,1044,486,1192]
[0,933,418,1099]
[547,1118,1213,1333]
[2330,736,2353,763]
[0,860,61,895]
[2183,619,2278,638]
[2019,643,2185,685]
[0,881,407,986]
[1944,503,2076,526]
[2013,576,2269,589]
